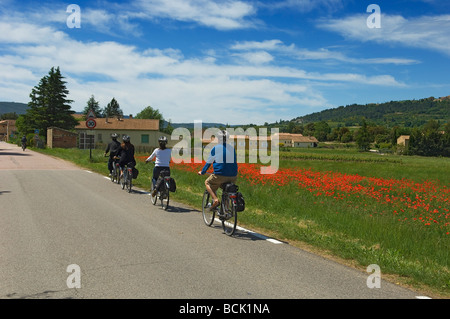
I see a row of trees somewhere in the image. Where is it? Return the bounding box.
[279,118,449,156]
[16,67,171,137]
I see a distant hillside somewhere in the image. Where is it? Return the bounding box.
[295,96,450,127]
[0,102,28,115]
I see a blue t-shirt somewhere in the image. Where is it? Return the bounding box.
[201,143,238,176]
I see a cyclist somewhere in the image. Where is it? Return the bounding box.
[146,136,171,196]
[197,130,237,211]
[104,133,121,175]
[117,135,136,178]
[21,135,27,150]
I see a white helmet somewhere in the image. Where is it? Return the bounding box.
[216,129,229,142]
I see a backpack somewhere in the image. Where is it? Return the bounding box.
[235,192,245,212]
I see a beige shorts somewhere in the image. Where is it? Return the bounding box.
[205,174,237,193]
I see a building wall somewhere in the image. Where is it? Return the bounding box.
[76,129,170,150]
[47,127,77,148]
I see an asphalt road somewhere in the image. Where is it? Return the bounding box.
[0,141,424,301]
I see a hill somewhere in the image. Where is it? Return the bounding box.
[0,102,28,115]
[295,96,450,127]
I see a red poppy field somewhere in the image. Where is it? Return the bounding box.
[171,160,450,236]
[153,152,450,296]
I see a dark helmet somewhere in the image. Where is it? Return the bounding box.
[111,133,118,139]
[122,135,130,142]
[158,136,168,144]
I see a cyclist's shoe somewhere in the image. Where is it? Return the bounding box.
[151,189,157,197]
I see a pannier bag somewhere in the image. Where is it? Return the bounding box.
[132,167,139,179]
[168,177,176,192]
[235,192,245,212]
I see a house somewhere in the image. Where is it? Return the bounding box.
[397,135,410,148]
[201,134,272,151]
[0,120,17,142]
[273,132,318,148]
[75,116,166,151]
[292,135,319,148]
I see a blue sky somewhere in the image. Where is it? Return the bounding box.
[0,0,449,125]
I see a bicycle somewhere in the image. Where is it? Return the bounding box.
[202,182,239,236]
[120,162,134,193]
[151,169,171,210]
[109,157,121,184]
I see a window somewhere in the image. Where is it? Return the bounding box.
[141,134,149,144]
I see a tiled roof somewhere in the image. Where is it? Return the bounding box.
[75,118,159,131]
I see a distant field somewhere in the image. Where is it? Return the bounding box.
[34,145,450,297]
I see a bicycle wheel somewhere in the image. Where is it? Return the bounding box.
[151,183,157,205]
[202,190,215,226]
[221,196,237,236]
[115,166,120,184]
[127,174,132,193]
[110,166,116,182]
[121,170,126,189]
[160,186,169,210]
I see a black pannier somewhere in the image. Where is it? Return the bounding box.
[168,177,176,192]
[235,192,245,212]
[132,167,139,179]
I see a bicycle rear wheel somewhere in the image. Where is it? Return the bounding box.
[121,170,126,189]
[160,186,169,210]
[127,176,132,193]
[202,190,215,226]
[221,196,237,236]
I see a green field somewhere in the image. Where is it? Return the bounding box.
[33,145,450,298]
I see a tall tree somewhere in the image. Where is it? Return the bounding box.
[102,98,123,118]
[356,120,372,151]
[83,95,103,118]
[17,67,78,135]
[135,105,165,131]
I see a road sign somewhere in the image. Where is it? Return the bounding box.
[87,109,96,119]
[85,118,96,129]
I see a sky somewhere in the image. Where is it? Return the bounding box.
[0,0,449,125]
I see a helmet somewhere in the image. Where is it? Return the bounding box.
[122,135,130,142]
[111,133,118,139]
[216,129,229,142]
[158,136,168,144]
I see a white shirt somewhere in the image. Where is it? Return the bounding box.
[146,148,171,167]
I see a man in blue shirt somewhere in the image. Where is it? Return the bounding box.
[198,130,238,211]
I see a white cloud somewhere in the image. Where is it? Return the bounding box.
[0,16,406,124]
[231,39,420,65]
[262,0,344,13]
[317,14,450,56]
[134,0,258,30]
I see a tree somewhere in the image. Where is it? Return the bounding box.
[102,98,123,118]
[17,67,78,135]
[135,105,163,121]
[356,120,371,151]
[83,95,102,118]
[314,121,331,141]
[135,105,165,131]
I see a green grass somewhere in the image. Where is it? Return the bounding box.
[33,146,450,297]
